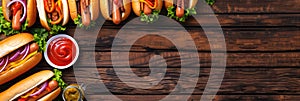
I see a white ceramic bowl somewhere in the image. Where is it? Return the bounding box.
[44,34,79,69]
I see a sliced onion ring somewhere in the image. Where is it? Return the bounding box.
[30,81,48,97]
[20,44,29,55]
[9,49,20,61]
[0,57,9,73]
[7,0,27,22]
[21,44,30,60]
[0,59,4,66]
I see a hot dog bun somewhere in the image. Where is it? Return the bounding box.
[38,87,62,101]
[132,0,163,16]
[68,0,78,21]
[62,0,70,26]
[0,70,54,101]
[100,0,131,21]
[90,0,100,21]
[0,33,42,85]
[2,0,12,22]
[36,0,51,31]
[164,0,198,9]
[26,0,37,27]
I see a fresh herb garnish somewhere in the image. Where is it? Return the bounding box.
[31,28,48,51]
[206,0,215,5]
[74,14,96,29]
[52,69,67,89]
[167,6,197,22]
[140,10,160,23]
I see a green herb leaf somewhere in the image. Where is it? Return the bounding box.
[166,6,197,22]
[140,10,160,23]
[206,0,215,5]
[31,28,48,51]
[52,69,67,89]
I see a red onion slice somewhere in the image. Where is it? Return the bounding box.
[9,49,20,61]
[0,59,4,66]
[7,0,27,22]
[30,81,48,97]
[20,44,29,55]
[21,44,30,60]
[0,57,9,73]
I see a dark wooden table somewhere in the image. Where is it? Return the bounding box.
[1,0,300,100]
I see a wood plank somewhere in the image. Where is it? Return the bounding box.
[59,68,300,95]
[86,95,288,101]
[68,28,300,52]
[102,14,300,27]
[73,51,300,67]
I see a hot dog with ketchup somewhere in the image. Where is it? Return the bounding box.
[0,70,61,101]
[2,0,37,30]
[68,0,100,26]
[36,0,69,30]
[164,0,198,22]
[0,33,42,85]
[132,0,163,23]
[100,0,131,25]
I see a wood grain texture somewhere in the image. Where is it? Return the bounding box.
[86,95,292,101]
[59,68,300,95]
[68,28,300,52]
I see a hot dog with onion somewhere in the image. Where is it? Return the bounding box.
[36,0,69,30]
[2,0,37,30]
[132,0,163,23]
[68,0,99,27]
[165,0,198,22]
[100,0,131,25]
[0,70,61,101]
[0,33,42,85]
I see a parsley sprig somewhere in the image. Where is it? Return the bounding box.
[140,10,160,23]
[167,6,197,22]
[206,0,216,5]
[52,69,67,89]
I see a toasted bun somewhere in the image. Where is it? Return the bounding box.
[2,0,11,22]
[164,0,198,9]
[0,52,42,85]
[62,0,70,26]
[68,0,78,21]
[90,0,99,21]
[0,70,54,101]
[36,0,51,31]
[164,0,174,8]
[0,33,33,58]
[132,0,163,16]
[100,0,131,21]
[37,87,62,101]
[27,0,37,27]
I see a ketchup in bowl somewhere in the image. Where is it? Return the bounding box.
[45,34,79,69]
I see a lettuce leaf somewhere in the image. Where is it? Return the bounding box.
[140,10,160,23]
[167,6,197,22]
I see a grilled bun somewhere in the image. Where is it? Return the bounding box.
[0,70,54,100]
[132,0,163,16]
[100,0,131,21]
[0,33,42,85]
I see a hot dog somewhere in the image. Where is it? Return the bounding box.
[132,0,163,22]
[36,0,69,31]
[0,70,61,101]
[100,0,131,25]
[164,0,198,22]
[0,33,42,85]
[2,0,37,30]
[68,0,99,26]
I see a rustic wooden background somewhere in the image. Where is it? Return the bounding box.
[1,0,300,100]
